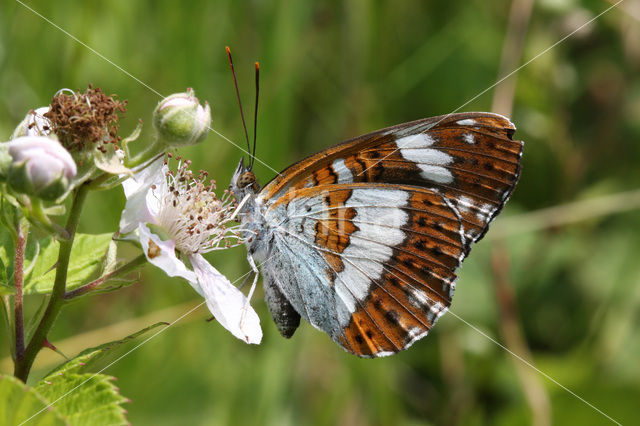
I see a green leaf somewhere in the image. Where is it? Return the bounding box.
[0,374,66,426]
[34,374,126,426]
[24,233,113,295]
[0,253,13,295]
[45,322,168,376]
[0,209,14,288]
[0,297,15,360]
[0,282,14,296]
[33,323,167,426]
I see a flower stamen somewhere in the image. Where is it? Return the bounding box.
[152,155,243,255]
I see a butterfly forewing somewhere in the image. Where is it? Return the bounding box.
[253,112,523,357]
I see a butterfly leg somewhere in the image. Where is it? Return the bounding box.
[236,271,252,291]
[240,254,260,328]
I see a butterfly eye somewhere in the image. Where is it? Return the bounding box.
[238,171,256,188]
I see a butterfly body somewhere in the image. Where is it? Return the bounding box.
[230,112,523,357]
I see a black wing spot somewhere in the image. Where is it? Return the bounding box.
[420,265,432,276]
[385,309,400,325]
[373,298,383,309]
[432,246,445,257]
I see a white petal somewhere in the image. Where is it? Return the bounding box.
[122,158,164,198]
[119,160,165,233]
[138,223,196,283]
[190,254,262,344]
[119,188,154,234]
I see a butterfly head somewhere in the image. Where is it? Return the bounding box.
[230,157,259,199]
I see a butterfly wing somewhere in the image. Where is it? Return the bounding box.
[260,183,473,356]
[262,112,521,204]
[256,112,523,356]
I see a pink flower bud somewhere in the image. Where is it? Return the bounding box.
[6,136,77,200]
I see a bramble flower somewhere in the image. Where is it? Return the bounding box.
[119,156,261,344]
[153,89,211,148]
[3,136,77,200]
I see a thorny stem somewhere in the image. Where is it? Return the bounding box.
[63,254,147,300]
[13,219,27,360]
[14,183,89,382]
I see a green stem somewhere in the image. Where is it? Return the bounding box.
[29,199,70,240]
[14,184,90,382]
[126,138,163,169]
[13,219,27,360]
[63,254,146,299]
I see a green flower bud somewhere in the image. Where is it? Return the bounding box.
[153,88,211,147]
[6,136,77,201]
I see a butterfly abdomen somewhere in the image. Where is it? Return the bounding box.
[264,275,301,338]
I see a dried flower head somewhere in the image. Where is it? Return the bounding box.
[44,85,127,153]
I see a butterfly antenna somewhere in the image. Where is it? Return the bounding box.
[251,61,259,170]
[225,46,252,163]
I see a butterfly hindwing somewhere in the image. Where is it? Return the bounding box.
[261,183,478,357]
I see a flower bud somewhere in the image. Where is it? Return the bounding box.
[11,107,52,139]
[6,136,77,200]
[153,89,211,147]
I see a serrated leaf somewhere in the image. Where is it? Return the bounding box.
[32,323,167,426]
[45,322,167,377]
[0,374,66,426]
[35,373,127,426]
[24,233,113,295]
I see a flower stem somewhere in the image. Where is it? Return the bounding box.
[14,183,89,382]
[63,254,147,300]
[13,219,27,360]
[126,139,163,168]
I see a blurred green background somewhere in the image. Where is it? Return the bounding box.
[1,0,640,424]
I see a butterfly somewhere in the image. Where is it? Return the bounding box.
[228,112,523,357]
